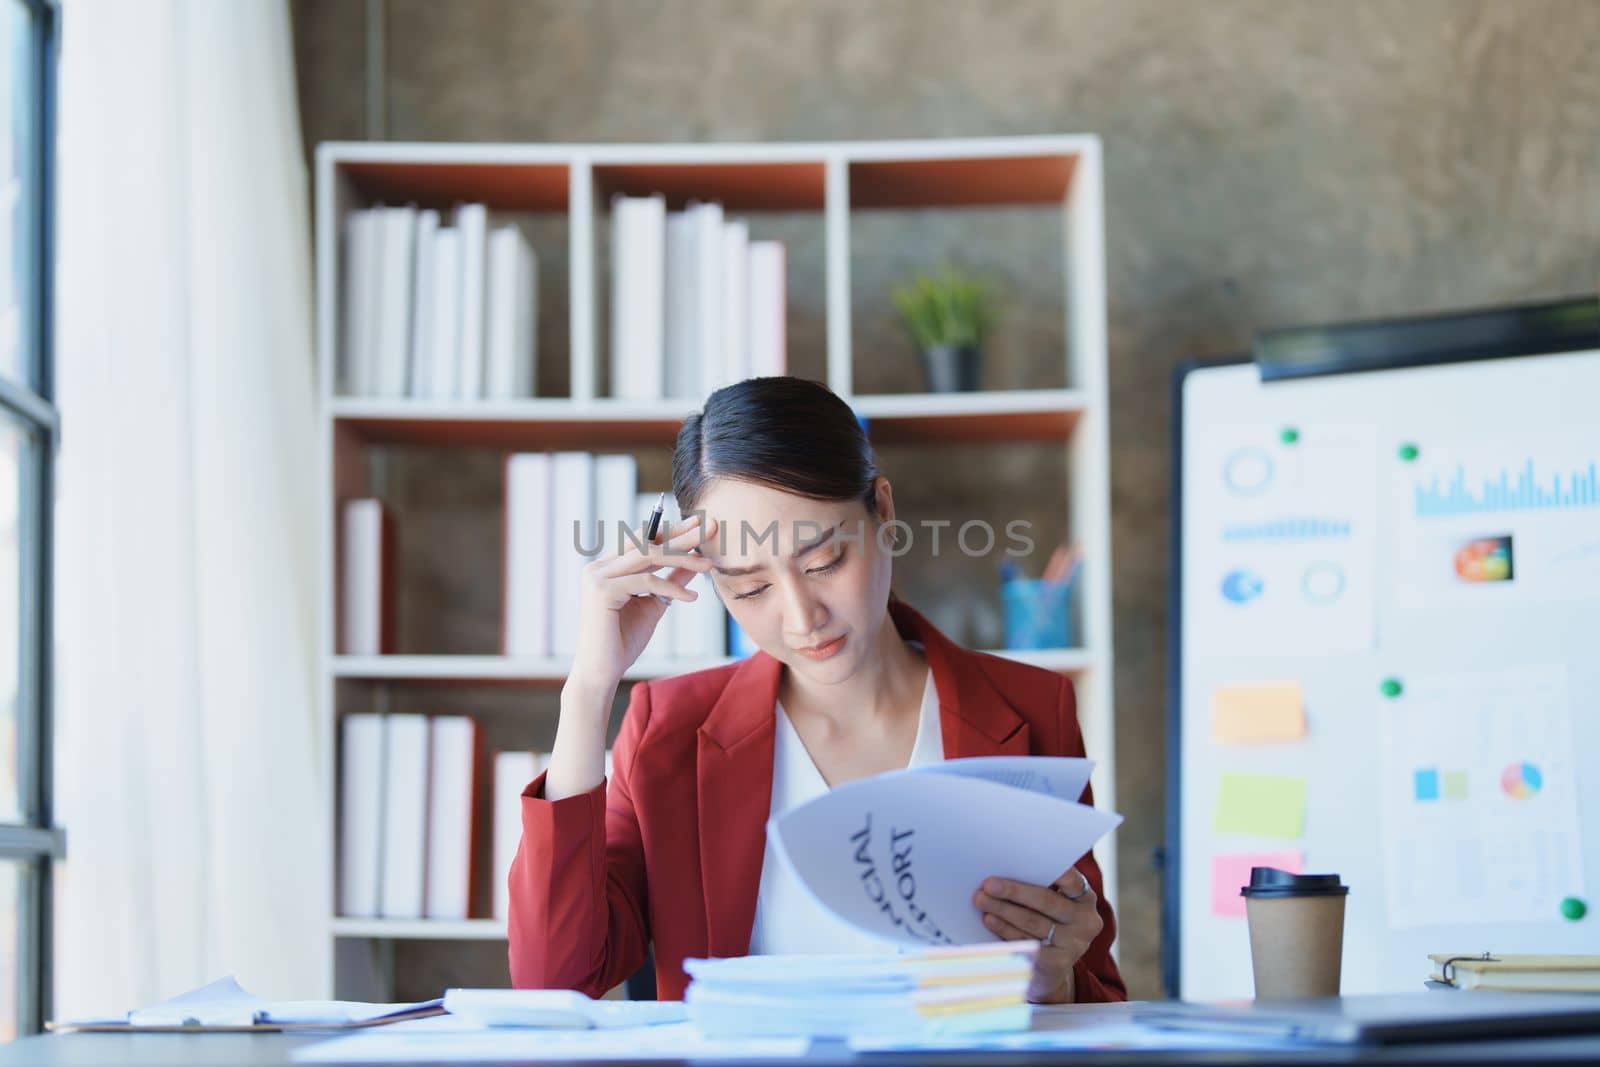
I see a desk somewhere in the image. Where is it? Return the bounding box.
[6,1005,1600,1066]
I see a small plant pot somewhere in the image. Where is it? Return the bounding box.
[920,344,982,392]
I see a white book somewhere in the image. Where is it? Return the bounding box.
[428,227,461,401]
[338,210,368,395]
[747,240,787,377]
[379,714,429,919]
[686,202,726,398]
[425,716,476,920]
[721,220,750,389]
[338,713,386,918]
[609,195,665,400]
[374,206,417,398]
[549,452,596,658]
[503,452,553,658]
[594,455,639,562]
[406,209,440,397]
[340,499,387,655]
[346,208,383,396]
[516,234,539,395]
[484,225,539,400]
[493,751,540,922]
[663,212,698,399]
[455,203,489,399]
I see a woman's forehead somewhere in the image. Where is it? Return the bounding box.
[695,481,859,561]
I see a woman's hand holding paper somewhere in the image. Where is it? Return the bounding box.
[972,866,1101,1004]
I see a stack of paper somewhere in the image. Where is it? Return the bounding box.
[685,943,1039,1039]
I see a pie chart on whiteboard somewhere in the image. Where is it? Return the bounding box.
[1501,761,1544,800]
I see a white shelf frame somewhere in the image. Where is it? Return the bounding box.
[314,135,1116,978]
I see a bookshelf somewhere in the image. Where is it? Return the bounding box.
[315,136,1114,996]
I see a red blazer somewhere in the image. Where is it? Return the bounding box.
[507,596,1126,1003]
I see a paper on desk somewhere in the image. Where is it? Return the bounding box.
[769,770,1121,947]
[85,975,439,1029]
[915,756,1094,802]
[293,1017,809,1062]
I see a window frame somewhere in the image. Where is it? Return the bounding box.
[1,0,62,1039]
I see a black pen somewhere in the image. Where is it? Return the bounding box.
[644,491,666,544]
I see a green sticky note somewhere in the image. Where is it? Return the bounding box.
[1215,773,1307,840]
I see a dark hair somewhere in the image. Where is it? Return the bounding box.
[673,376,880,519]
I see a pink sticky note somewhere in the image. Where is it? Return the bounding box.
[1211,852,1303,918]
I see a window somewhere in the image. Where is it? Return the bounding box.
[1,0,60,1040]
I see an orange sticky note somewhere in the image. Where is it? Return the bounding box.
[1211,682,1306,743]
[1211,852,1303,918]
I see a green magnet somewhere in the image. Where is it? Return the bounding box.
[1397,443,1420,462]
[1280,427,1300,445]
[1562,897,1587,921]
[1380,677,1403,699]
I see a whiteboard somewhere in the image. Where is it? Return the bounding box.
[1170,347,1600,998]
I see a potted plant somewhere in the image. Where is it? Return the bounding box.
[889,264,997,393]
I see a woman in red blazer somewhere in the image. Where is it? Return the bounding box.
[509,377,1125,1004]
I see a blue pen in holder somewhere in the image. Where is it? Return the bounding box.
[1002,577,1076,650]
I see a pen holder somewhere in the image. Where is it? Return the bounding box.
[1001,577,1076,650]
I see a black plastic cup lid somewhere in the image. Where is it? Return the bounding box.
[1240,866,1349,899]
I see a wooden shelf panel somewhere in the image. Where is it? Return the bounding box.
[594,161,826,212]
[341,160,570,213]
[851,390,1086,442]
[330,647,1099,685]
[330,391,1087,448]
[332,918,507,941]
[850,154,1078,209]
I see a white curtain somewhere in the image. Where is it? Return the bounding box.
[53,0,327,1015]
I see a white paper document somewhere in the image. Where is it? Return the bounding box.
[58,975,441,1030]
[919,756,1094,802]
[442,988,685,1030]
[769,758,1122,947]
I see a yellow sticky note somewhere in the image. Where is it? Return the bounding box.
[1211,682,1307,743]
[1214,773,1306,839]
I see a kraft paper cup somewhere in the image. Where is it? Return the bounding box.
[1241,866,1349,1000]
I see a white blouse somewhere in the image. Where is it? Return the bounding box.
[747,641,945,956]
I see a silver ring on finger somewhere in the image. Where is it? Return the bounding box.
[1058,872,1090,901]
[1043,922,1057,948]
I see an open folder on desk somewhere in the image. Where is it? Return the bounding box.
[48,975,445,1033]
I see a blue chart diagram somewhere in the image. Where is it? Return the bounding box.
[1415,459,1600,518]
[1222,517,1352,542]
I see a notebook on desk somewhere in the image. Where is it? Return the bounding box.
[1136,992,1600,1045]
[1427,954,1600,993]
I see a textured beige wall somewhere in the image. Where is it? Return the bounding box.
[292,0,1600,999]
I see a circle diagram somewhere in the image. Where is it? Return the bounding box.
[1221,569,1264,604]
[1300,561,1347,604]
[1501,761,1544,800]
[1223,448,1274,496]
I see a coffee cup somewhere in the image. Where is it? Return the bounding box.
[1241,866,1349,1000]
